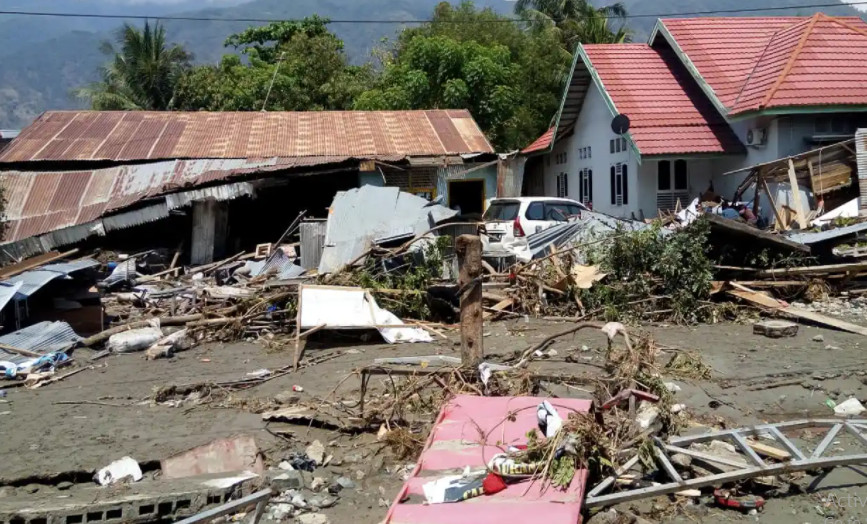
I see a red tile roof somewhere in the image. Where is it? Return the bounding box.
[521,127,554,154]
[660,15,867,115]
[0,110,494,164]
[583,44,743,155]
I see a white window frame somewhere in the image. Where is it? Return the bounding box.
[578,168,592,205]
[610,162,627,206]
[556,172,568,198]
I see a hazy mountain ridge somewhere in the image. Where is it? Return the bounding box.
[0,0,862,128]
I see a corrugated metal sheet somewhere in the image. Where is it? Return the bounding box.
[0,110,494,163]
[318,186,458,274]
[245,248,306,280]
[300,221,327,270]
[0,282,22,312]
[0,321,80,365]
[581,44,744,155]
[856,129,867,211]
[165,182,255,210]
[786,221,867,245]
[4,257,98,298]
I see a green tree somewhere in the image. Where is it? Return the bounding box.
[514,0,631,49]
[356,2,570,151]
[174,17,372,111]
[77,21,191,110]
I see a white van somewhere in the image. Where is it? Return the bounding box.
[482,197,588,245]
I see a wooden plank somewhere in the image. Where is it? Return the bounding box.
[0,249,78,280]
[761,177,786,231]
[705,214,809,253]
[728,285,867,336]
[757,261,867,277]
[788,159,808,229]
[483,298,515,320]
[747,439,791,461]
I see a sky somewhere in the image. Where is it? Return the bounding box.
[841,0,867,12]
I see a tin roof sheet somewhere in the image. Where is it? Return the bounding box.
[0,321,80,365]
[4,257,98,297]
[385,395,592,524]
[0,110,494,163]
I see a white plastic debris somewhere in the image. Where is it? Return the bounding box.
[537,400,563,438]
[636,403,660,430]
[478,363,492,386]
[107,327,163,353]
[664,382,682,393]
[601,322,625,340]
[834,398,866,417]
[95,456,142,485]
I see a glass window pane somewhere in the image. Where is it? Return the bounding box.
[526,202,544,220]
[610,140,615,154]
[483,202,520,220]
[674,160,688,190]
[657,161,671,190]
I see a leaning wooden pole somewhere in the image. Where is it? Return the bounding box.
[456,234,483,368]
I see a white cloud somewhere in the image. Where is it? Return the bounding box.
[840,0,867,13]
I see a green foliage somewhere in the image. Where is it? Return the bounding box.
[77,21,191,110]
[343,237,450,320]
[356,1,571,151]
[514,0,632,49]
[174,18,373,111]
[224,15,332,62]
[581,219,713,323]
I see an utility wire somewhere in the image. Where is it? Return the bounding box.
[0,1,866,24]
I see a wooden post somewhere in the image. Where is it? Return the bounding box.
[455,234,483,368]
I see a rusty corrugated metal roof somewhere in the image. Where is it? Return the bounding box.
[0,157,360,243]
[0,110,494,163]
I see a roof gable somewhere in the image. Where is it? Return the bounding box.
[656,15,867,116]
[0,110,494,164]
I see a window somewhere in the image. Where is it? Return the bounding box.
[610,139,615,154]
[656,159,689,211]
[545,202,576,222]
[556,172,568,198]
[526,201,545,220]
[657,160,671,191]
[563,152,568,164]
[674,160,688,190]
[610,163,628,206]
[615,138,621,153]
[588,146,591,158]
[579,147,585,159]
[578,168,592,205]
[483,201,520,221]
[621,137,627,151]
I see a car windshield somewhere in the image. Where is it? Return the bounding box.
[484,201,520,221]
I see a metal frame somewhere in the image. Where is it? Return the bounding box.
[585,419,867,508]
[174,489,271,524]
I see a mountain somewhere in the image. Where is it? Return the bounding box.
[0,0,863,129]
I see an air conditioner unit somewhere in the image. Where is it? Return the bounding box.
[746,127,767,147]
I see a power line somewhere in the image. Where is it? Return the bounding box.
[0,1,866,24]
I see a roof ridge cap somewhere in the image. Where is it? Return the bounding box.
[825,14,867,39]
[758,13,821,110]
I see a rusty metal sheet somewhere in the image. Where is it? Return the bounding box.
[0,111,494,163]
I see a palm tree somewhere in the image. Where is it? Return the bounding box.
[514,0,631,48]
[78,21,191,110]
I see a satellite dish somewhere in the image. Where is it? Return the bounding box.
[611,114,631,135]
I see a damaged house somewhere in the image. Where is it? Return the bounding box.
[522,14,867,221]
[0,110,497,265]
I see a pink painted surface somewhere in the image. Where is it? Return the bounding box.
[384,395,593,524]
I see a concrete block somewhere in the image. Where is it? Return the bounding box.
[753,319,798,338]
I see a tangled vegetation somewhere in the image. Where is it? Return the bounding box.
[578,219,714,323]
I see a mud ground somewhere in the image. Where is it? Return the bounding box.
[2,316,867,523]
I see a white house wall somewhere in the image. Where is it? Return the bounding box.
[542,81,641,219]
